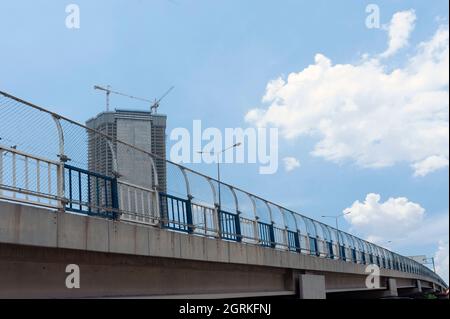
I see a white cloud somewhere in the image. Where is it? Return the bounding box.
[381,10,417,58]
[245,14,449,177]
[434,240,449,284]
[343,194,449,284]
[283,157,300,172]
[400,213,449,247]
[343,193,425,239]
[412,155,449,177]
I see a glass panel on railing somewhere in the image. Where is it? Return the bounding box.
[185,171,215,207]
[252,197,271,224]
[268,203,286,228]
[281,209,297,231]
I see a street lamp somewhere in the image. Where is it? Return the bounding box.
[422,257,436,273]
[321,211,351,231]
[197,142,242,210]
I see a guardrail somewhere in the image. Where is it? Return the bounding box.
[65,164,119,219]
[0,90,446,289]
[119,180,158,225]
[0,145,62,209]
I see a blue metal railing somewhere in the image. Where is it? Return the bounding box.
[64,164,118,219]
[258,222,275,248]
[327,241,334,259]
[340,245,346,260]
[310,237,319,256]
[219,210,241,242]
[287,230,301,253]
[361,252,366,264]
[159,193,193,233]
[352,248,357,263]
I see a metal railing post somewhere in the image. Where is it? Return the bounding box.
[153,186,160,225]
[213,203,221,238]
[186,195,194,234]
[269,223,276,248]
[235,211,242,242]
[283,228,288,250]
[52,115,68,211]
[295,232,301,253]
[254,216,260,243]
[158,192,167,228]
[111,177,119,220]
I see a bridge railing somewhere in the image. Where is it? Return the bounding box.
[118,180,158,225]
[0,90,446,288]
[239,216,258,243]
[0,145,62,209]
[64,164,119,219]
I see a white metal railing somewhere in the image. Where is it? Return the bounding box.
[332,243,339,259]
[118,180,158,225]
[0,144,63,209]
[298,233,309,254]
[273,226,288,249]
[317,238,328,257]
[191,203,218,237]
[345,247,352,262]
[239,216,258,243]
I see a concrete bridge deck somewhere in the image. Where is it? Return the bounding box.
[0,201,444,299]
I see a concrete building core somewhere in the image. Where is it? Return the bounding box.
[86,109,167,192]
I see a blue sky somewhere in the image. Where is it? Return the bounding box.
[0,0,448,281]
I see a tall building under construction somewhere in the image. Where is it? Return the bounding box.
[86,110,167,192]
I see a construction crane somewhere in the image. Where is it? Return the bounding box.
[94,85,174,114]
[150,86,174,114]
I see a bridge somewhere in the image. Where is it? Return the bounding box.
[0,91,447,299]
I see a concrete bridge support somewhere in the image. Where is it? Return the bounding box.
[398,279,423,297]
[386,278,399,297]
[298,274,326,299]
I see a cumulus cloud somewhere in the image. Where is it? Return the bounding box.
[381,9,417,58]
[245,13,449,177]
[400,213,449,247]
[343,193,425,239]
[283,157,300,172]
[412,155,449,177]
[343,194,449,283]
[434,240,449,284]
[344,199,449,249]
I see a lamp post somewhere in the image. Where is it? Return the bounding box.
[321,212,351,260]
[321,211,351,231]
[197,142,241,210]
[423,257,436,273]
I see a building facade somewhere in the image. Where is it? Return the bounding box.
[86,109,167,192]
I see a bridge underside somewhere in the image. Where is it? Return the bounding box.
[0,242,296,299]
[0,242,440,299]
